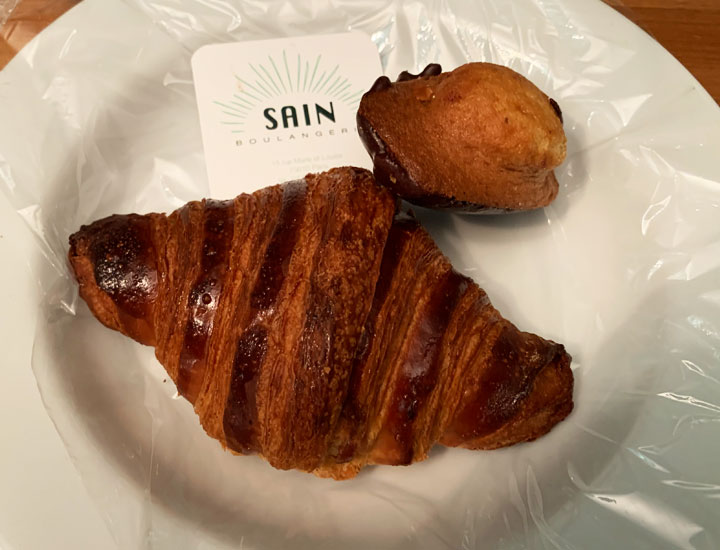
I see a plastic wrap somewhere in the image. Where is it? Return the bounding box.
[1,0,719,548]
[0,0,18,27]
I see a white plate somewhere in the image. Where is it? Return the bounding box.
[1,0,720,548]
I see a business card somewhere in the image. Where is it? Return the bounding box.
[192,32,382,198]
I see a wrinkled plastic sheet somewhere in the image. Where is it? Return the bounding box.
[0,1,18,28]
[1,0,720,548]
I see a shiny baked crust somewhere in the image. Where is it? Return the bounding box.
[68,167,573,479]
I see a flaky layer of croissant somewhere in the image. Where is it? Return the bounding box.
[68,167,573,479]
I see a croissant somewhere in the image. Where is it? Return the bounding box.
[68,166,573,479]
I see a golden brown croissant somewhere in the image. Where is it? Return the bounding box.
[358,63,567,212]
[68,166,573,480]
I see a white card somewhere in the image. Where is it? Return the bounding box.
[191,32,382,199]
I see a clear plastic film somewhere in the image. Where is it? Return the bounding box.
[0,1,18,27]
[1,0,719,548]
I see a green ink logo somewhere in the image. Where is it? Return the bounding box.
[213,50,365,135]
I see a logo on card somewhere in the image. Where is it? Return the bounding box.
[213,51,365,141]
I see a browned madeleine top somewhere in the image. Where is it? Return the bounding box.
[358,62,567,212]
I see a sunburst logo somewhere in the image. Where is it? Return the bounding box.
[192,33,382,194]
[213,51,365,135]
